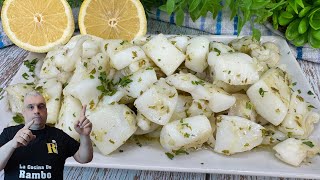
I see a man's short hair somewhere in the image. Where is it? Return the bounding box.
[24,91,44,102]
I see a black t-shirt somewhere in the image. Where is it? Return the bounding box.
[0,125,80,180]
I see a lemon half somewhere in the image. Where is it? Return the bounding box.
[1,0,75,53]
[78,0,147,41]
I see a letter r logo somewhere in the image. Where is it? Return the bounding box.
[47,140,58,154]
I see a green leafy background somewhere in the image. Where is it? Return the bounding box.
[1,0,320,47]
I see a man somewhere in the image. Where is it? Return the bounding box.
[0,91,93,179]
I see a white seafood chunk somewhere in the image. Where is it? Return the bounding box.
[209,41,235,54]
[56,35,89,72]
[36,78,62,124]
[131,36,151,46]
[111,45,146,70]
[160,115,212,151]
[169,35,190,53]
[167,72,236,112]
[134,111,160,135]
[228,94,257,121]
[212,80,249,94]
[206,116,217,148]
[102,39,123,57]
[190,82,236,112]
[56,95,82,141]
[34,59,44,79]
[250,42,280,71]
[261,125,287,145]
[208,52,259,85]
[185,37,210,73]
[166,72,202,92]
[134,78,178,125]
[228,36,260,54]
[187,99,213,118]
[142,34,185,76]
[120,68,157,98]
[57,72,73,84]
[246,67,291,126]
[121,58,152,76]
[170,95,193,121]
[40,56,60,79]
[279,91,319,138]
[88,52,110,73]
[101,91,125,105]
[82,39,100,59]
[273,138,320,166]
[6,83,35,114]
[63,78,102,110]
[214,115,264,155]
[67,61,92,84]
[88,102,137,155]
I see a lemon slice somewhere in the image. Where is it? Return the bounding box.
[78,0,147,41]
[1,0,75,53]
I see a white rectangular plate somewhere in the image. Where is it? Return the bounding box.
[1,36,320,178]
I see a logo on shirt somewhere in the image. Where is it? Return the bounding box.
[46,140,58,154]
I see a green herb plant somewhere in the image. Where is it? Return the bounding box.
[272,0,320,48]
[149,0,286,41]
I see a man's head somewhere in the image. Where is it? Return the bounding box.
[22,91,47,130]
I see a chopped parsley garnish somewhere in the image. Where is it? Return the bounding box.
[172,149,189,155]
[296,95,304,102]
[97,72,117,96]
[118,75,133,88]
[191,80,205,86]
[245,101,253,110]
[89,100,95,109]
[23,58,38,73]
[222,150,229,154]
[165,152,174,160]
[213,48,221,55]
[308,105,316,109]
[22,73,29,80]
[184,133,190,138]
[132,51,138,58]
[90,68,96,74]
[302,141,314,148]
[307,91,314,95]
[259,88,267,97]
[13,114,24,124]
